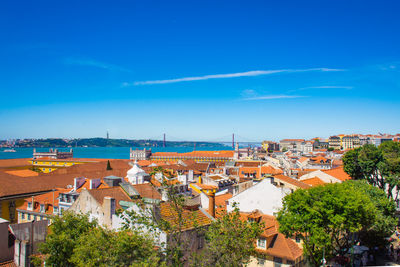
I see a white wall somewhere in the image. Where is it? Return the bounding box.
[226,179,290,215]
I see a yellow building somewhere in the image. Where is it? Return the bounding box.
[0,198,25,223]
[30,158,96,173]
[261,141,279,152]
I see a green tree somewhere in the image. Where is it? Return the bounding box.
[191,205,263,267]
[277,182,376,266]
[36,212,98,266]
[343,141,400,199]
[121,180,195,267]
[71,228,160,267]
[106,160,112,170]
[348,180,397,249]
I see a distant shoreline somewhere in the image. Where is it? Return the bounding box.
[2,138,227,148]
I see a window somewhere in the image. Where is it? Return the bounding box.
[21,213,25,220]
[257,258,266,265]
[27,214,31,220]
[197,235,204,249]
[9,201,15,222]
[295,235,301,243]
[53,206,58,214]
[27,202,32,210]
[40,204,45,213]
[8,230,15,248]
[257,238,266,249]
[273,257,282,267]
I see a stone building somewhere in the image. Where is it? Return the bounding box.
[130,148,152,161]
[33,148,73,159]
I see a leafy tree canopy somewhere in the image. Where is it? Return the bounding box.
[191,205,263,267]
[36,212,98,266]
[71,228,160,267]
[343,141,400,200]
[277,182,377,266]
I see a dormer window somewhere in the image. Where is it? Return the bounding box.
[27,202,33,211]
[257,238,266,249]
[40,204,45,213]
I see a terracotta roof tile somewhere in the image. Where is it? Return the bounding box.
[152,150,234,158]
[132,183,161,200]
[160,202,212,230]
[273,174,311,189]
[0,260,17,267]
[238,166,283,178]
[5,169,39,177]
[301,177,325,186]
[0,160,132,199]
[0,158,31,168]
[280,139,305,142]
[323,167,351,181]
[88,187,132,210]
[18,188,71,215]
[215,193,232,208]
[240,212,303,262]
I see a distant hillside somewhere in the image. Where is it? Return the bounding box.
[14,138,225,148]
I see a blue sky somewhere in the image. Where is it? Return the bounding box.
[1,0,399,141]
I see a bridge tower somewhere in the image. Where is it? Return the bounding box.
[163,133,166,148]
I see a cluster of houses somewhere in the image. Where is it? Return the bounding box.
[0,144,358,266]
[261,133,400,155]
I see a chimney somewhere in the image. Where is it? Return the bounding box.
[188,170,194,182]
[103,196,116,228]
[208,191,215,218]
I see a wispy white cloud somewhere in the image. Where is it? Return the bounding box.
[305,85,353,89]
[377,62,399,71]
[241,89,257,98]
[64,58,132,72]
[124,67,344,86]
[287,85,353,93]
[243,95,306,101]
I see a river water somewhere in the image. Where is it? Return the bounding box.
[0,146,233,160]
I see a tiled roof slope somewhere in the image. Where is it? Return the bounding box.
[0,260,17,267]
[133,183,161,200]
[160,202,212,231]
[87,187,132,210]
[152,150,234,158]
[301,177,325,186]
[18,188,71,214]
[5,169,39,177]
[323,167,351,181]
[273,174,311,189]
[260,233,303,261]
[0,172,75,198]
[240,212,303,262]
[0,158,31,168]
